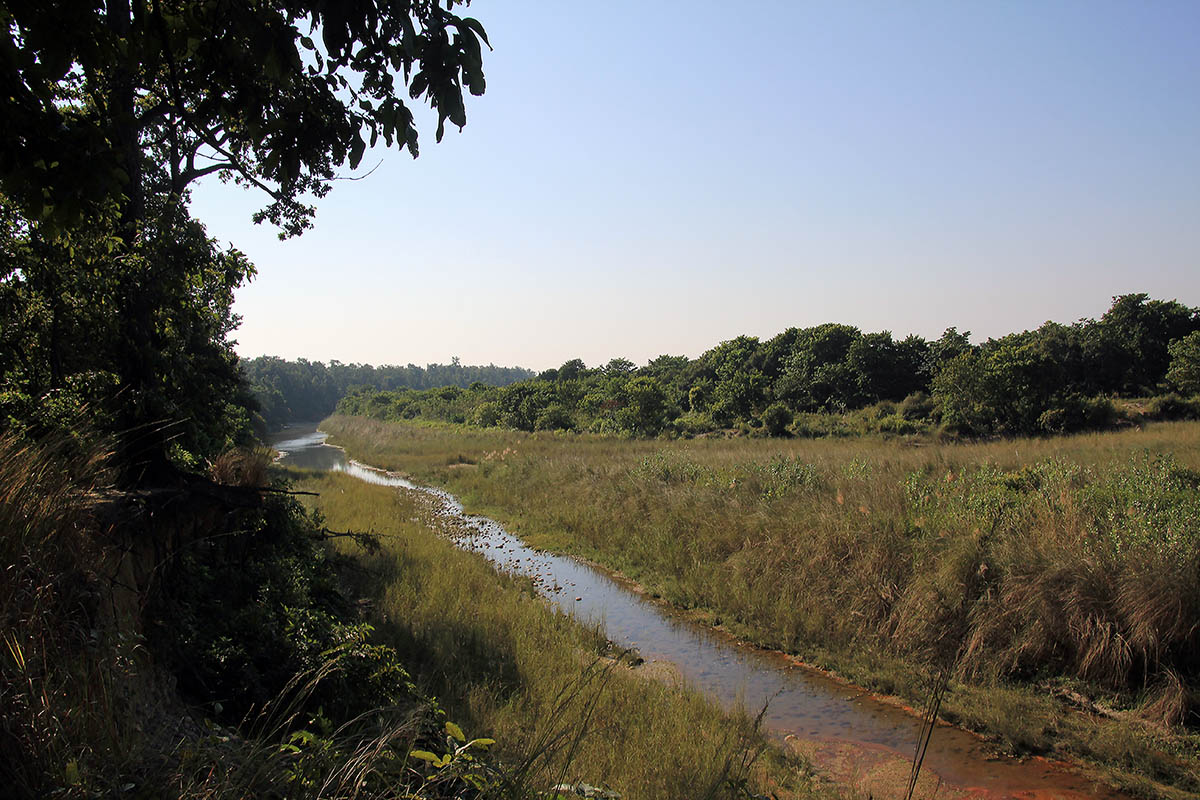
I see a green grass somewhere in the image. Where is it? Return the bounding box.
[294,468,832,800]
[323,414,1200,799]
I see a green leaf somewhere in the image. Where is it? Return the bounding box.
[348,134,366,169]
[409,749,439,763]
[462,17,491,48]
[445,720,466,742]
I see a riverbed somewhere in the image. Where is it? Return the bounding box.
[272,423,1131,800]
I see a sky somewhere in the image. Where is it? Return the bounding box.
[188,0,1200,372]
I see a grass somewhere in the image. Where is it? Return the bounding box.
[322,414,1200,799]
[0,432,137,797]
[292,468,833,800]
[0,432,532,799]
[4,426,826,799]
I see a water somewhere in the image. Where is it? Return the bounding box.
[272,424,1134,800]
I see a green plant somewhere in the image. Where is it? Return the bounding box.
[761,403,793,436]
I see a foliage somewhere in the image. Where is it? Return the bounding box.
[338,294,1200,442]
[243,355,534,431]
[1,0,491,472]
[145,489,420,722]
[1,0,489,236]
[0,191,256,465]
[1166,331,1200,395]
[1145,393,1200,421]
[761,402,792,436]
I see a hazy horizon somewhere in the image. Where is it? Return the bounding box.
[190,1,1200,373]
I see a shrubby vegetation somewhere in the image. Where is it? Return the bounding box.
[0,435,499,799]
[340,294,1200,440]
[243,355,534,431]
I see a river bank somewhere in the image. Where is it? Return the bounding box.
[276,456,824,798]
[315,415,1200,800]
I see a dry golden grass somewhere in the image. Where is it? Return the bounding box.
[208,445,274,486]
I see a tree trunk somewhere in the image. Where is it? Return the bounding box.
[106,0,173,483]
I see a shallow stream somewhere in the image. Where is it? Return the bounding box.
[272,424,1132,800]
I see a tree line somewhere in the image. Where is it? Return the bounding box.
[338,293,1200,438]
[243,356,534,430]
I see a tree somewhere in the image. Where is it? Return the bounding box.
[1090,294,1200,394]
[0,187,255,461]
[1,0,489,469]
[924,327,972,380]
[1167,331,1200,395]
[777,324,861,411]
[604,357,636,376]
[700,335,766,420]
[557,359,587,382]
[846,331,928,403]
[613,376,668,436]
[2,0,489,236]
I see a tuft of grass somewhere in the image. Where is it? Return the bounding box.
[208,445,275,486]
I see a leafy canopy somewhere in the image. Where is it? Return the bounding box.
[1,0,489,236]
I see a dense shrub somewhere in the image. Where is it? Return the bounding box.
[146,490,418,722]
[761,402,793,436]
[1146,393,1200,421]
[1037,395,1118,433]
[899,391,935,420]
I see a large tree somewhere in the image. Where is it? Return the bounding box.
[2,0,488,235]
[1,0,488,471]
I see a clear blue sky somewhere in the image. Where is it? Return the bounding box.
[188,0,1200,372]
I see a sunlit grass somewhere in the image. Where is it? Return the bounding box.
[295,469,830,800]
[323,415,1200,798]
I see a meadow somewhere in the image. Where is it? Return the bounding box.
[293,468,829,800]
[323,415,1200,799]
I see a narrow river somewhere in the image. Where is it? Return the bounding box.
[272,424,1132,800]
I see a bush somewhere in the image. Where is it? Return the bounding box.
[1146,393,1200,421]
[1038,395,1118,434]
[876,414,921,435]
[534,403,574,431]
[1167,331,1200,394]
[472,401,501,427]
[761,403,793,436]
[147,493,418,722]
[899,391,935,420]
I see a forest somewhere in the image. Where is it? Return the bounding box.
[243,355,534,430]
[338,293,1200,439]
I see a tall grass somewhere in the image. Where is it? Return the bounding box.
[323,415,1200,797]
[7,430,707,800]
[295,469,828,800]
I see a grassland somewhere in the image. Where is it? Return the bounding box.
[322,414,1200,799]
[293,468,831,800]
